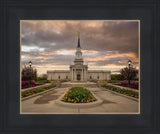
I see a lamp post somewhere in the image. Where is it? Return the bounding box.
[128,60,132,87]
[28,61,32,87]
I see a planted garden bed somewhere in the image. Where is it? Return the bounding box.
[21,80,45,89]
[102,85,139,98]
[107,81,139,89]
[61,87,97,103]
[21,85,56,98]
[118,81,138,89]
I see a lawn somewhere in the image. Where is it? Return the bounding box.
[61,87,97,103]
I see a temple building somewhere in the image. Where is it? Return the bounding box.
[47,32,111,81]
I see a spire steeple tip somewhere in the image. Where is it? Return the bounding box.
[77,32,80,48]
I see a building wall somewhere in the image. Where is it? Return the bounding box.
[47,71,70,80]
[47,70,111,80]
[88,71,111,80]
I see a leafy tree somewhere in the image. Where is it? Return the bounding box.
[22,65,37,81]
[120,66,138,80]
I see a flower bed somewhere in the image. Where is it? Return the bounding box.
[102,85,139,98]
[120,81,138,89]
[61,87,97,103]
[21,80,36,89]
[21,85,56,98]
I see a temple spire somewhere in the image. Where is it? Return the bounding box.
[77,32,80,48]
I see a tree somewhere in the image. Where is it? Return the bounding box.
[22,65,37,81]
[120,66,138,80]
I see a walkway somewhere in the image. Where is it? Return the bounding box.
[21,86,139,114]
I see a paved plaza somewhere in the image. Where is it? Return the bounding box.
[21,85,139,114]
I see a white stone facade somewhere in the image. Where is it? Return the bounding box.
[47,33,111,81]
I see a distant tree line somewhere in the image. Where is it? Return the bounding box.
[36,74,47,80]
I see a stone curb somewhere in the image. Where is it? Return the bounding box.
[55,91,103,108]
[100,87,139,102]
[21,87,57,101]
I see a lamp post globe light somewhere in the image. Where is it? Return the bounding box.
[128,60,132,87]
[28,61,32,87]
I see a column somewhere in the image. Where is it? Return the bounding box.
[83,68,85,80]
[72,68,73,81]
[86,68,88,81]
[81,69,83,81]
[73,68,74,81]
[84,69,85,80]
[74,69,76,81]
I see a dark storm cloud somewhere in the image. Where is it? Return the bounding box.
[21,20,139,74]
[22,21,139,55]
[82,21,138,55]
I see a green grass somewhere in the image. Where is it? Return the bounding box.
[35,80,51,83]
[61,87,97,103]
[21,85,56,98]
[107,80,138,83]
[102,85,138,98]
[107,80,121,83]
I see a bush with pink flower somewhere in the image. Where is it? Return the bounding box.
[121,81,138,89]
[21,80,36,88]
[22,81,30,86]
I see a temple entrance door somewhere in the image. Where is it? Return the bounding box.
[77,74,81,81]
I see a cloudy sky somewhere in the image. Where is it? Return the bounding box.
[21,20,139,76]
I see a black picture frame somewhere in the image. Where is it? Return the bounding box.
[0,0,160,134]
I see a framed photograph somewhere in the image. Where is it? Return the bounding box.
[0,0,159,133]
[20,20,140,114]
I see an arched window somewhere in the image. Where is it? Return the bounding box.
[90,76,92,79]
[66,76,68,79]
[97,76,99,79]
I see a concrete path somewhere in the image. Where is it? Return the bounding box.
[21,87,139,114]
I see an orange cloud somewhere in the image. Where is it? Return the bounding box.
[82,50,98,53]
[40,58,48,63]
[85,51,138,63]
[39,52,54,56]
